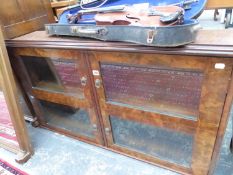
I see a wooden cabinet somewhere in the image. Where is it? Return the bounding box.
[88,51,232,175]
[6,30,233,175]
[11,48,104,145]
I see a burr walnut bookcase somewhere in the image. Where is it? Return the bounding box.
[5,30,233,175]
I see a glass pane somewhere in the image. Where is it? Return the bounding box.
[21,56,84,98]
[101,63,204,120]
[110,116,194,167]
[39,100,94,138]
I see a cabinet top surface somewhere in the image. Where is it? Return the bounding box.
[6,29,233,57]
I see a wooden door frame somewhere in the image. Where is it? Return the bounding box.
[89,51,233,175]
[0,29,33,163]
[10,47,104,145]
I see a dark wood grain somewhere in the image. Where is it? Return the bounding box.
[32,88,89,108]
[208,69,233,175]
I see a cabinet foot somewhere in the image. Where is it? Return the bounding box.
[15,151,32,164]
[32,120,40,127]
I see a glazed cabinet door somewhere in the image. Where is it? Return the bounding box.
[10,48,103,145]
[88,51,233,175]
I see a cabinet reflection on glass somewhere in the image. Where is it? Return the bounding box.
[39,100,94,138]
[110,116,194,167]
[21,56,84,98]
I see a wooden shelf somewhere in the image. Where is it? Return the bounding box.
[206,0,233,9]
[51,0,76,8]
[56,6,70,17]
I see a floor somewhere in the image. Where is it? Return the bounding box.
[0,125,180,175]
[198,10,225,29]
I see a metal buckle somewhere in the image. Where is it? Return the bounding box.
[147,30,156,44]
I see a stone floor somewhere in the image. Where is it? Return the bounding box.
[198,9,226,29]
[0,125,180,175]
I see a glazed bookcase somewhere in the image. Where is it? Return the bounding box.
[6,30,233,175]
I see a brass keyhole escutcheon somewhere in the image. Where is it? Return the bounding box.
[92,124,97,131]
[95,79,101,88]
[105,127,111,134]
[81,76,87,86]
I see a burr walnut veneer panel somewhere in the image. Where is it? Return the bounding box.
[10,48,104,145]
[89,51,233,175]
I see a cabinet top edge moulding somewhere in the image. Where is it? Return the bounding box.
[5,29,233,58]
